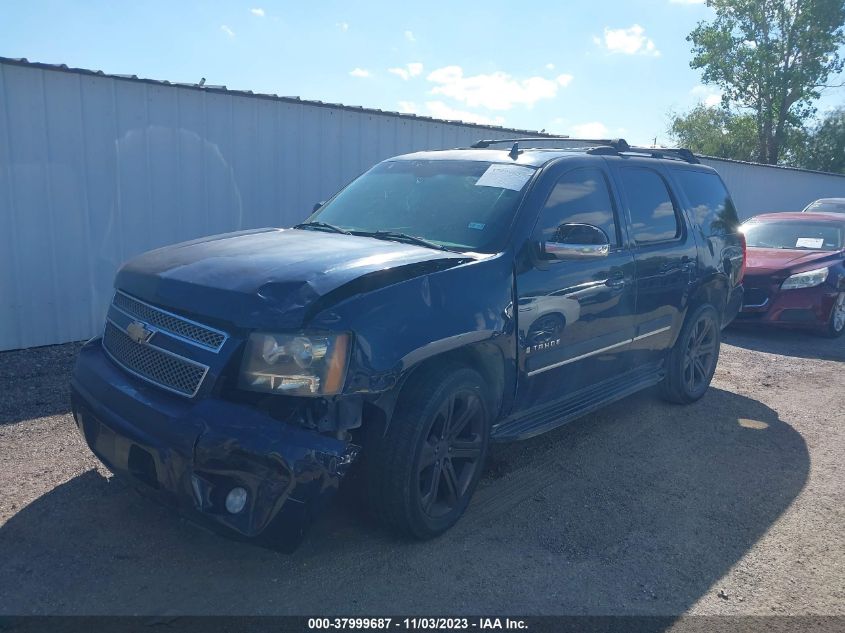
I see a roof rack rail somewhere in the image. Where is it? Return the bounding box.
[613,146,700,164]
[469,137,699,164]
[470,137,627,151]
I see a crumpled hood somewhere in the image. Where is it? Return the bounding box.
[745,247,839,277]
[115,228,473,330]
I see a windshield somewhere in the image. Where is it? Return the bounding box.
[742,220,844,251]
[307,160,536,252]
[804,200,845,213]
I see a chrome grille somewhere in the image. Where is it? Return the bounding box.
[102,321,209,397]
[112,291,227,351]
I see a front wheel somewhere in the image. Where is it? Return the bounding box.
[367,364,491,539]
[660,304,721,404]
[823,292,845,338]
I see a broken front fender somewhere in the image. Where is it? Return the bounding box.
[308,253,518,399]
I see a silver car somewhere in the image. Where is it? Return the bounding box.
[803,198,845,213]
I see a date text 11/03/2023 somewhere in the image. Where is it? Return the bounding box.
[307,618,529,630]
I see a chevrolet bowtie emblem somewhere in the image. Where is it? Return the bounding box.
[126,321,155,345]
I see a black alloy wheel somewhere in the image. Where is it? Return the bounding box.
[367,363,491,539]
[682,312,718,394]
[660,303,721,404]
[417,387,486,519]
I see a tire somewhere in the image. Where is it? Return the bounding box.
[660,304,721,404]
[367,363,491,539]
[823,292,845,338]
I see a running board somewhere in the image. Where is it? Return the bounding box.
[492,363,665,442]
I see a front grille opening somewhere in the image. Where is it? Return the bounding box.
[128,445,159,489]
[103,321,208,397]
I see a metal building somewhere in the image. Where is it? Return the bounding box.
[2,57,845,351]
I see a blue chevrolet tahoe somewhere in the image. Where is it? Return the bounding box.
[71,138,745,548]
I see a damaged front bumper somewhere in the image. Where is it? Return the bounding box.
[70,339,358,548]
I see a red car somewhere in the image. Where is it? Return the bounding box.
[737,212,845,337]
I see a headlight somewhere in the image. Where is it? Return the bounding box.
[238,332,350,396]
[780,267,829,290]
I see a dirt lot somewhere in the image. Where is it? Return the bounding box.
[0,327,843,617]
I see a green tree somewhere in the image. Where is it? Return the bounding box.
[668,105,759,161]
[795,107,845,173]
[688,0,845,164]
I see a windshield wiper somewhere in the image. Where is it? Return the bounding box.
[352,230,455,252]
[293,221,352,235]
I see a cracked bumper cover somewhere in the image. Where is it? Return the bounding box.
[70,339,357,545]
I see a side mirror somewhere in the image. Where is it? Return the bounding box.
[312,201,326,213]
[543,223,610,260]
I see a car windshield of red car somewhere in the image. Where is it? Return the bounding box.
[742,221,844,251]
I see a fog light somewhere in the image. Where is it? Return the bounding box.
[225,487,248,514]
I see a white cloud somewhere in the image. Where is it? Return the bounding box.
[337,22,349,31]
[250,7,265,16]
[398,101,418,114]
[404,30,416,42]
[424,101,505,126]
[691,84,723,107]
[556,74,574,87]
[426,65,573,110]
[545,63,555,70]
[571,121,610,138]
[597,24,660,56]
[220,24,235,38]
[349,68,371,78]
[388,62,424,80]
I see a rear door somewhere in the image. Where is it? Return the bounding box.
[612,165,698,364]
[669,168,743,323]
[515,164,636,407]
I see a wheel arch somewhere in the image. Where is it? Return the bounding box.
[687,274,731,325]
[360,340,508,440]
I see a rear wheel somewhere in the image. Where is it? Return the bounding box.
[660,304,721,404]
[824,292,845,338]
[367,364,490,539]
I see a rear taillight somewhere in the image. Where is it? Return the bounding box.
[737,233,747,283]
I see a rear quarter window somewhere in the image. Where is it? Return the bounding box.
[673,170,740,236]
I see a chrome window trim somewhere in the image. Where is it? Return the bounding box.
[113,290,229,352]
[102,318,210,398]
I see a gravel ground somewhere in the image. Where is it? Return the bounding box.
[0,327,842,616]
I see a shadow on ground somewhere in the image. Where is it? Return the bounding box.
[724,325,845,362]
[0,385,808,616]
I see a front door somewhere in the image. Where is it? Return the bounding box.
[515,166,637,407]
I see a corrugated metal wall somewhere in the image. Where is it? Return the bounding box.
[699,157,845,218]
[0,59,550,350]
[2,58,845,350]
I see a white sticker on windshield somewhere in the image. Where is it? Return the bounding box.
[475,164,534,191]
[796,237,824,248]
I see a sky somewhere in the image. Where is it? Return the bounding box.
[2,0,843,146]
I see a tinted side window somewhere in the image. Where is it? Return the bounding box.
[534,168,619,246]
[618,168,681,244]
[673,170,740,236]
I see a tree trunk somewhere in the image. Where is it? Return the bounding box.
[759,118,773,163]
